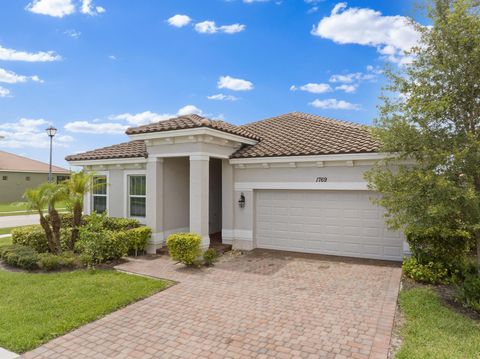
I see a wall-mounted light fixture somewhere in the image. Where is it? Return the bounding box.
[238,192,246,208]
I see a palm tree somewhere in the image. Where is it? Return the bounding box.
[63,171,95,249]
[23,183,66,254]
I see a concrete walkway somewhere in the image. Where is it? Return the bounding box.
[0,214,39,229]
[21,250,402,359]
[0,347,18,359]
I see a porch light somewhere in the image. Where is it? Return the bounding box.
[238,193,246,208]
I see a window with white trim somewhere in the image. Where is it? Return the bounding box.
[128,175,146,217]
[92,176,107,214]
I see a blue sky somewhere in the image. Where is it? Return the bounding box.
[0,0,421,168]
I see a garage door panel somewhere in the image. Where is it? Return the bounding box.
[255,190,403,261]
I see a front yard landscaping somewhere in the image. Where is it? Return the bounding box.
[0,270,170,353]
[0,236,11,247]
[396,286,480,359]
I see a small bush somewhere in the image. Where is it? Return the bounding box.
[124,227,151,256]
[166,233,201,266]
[457,274,480,312]
[11,225,49,253]
[0,244,39,270]
[12,225,72,253]
[75,215,128,267]
[99,215,140,231]
[37,252,77,271]
[403,257,451,284]
[203,248,218,266]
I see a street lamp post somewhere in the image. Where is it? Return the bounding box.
[45,126,57,183]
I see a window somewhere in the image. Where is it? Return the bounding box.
[92,176,107,213]
[128,175,146,217]
[25,176,31,181]
[2,176,7,181]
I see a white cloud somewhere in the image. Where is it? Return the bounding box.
[335,84,357,93]
[168,14,192,27]
[65,105,204,133]
[177,105,203,116]
[64,29,81,38]
[207,93,238,101]
[0,68,42,84]
[80,0,105,15]
[109,55,117,60]
[0,118,73,148]
[0,86,11,98]
[290,83,332,94]
[195,21,246,34]
[0,45,61,62]
[309,98,360,110]
[26,0,75,17]
[218,75,253,91]
[312,2,420,64]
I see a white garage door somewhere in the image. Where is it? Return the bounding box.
[255,190,403,261]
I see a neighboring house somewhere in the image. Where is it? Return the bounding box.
[0,150,70,203]
[66,112,406,261]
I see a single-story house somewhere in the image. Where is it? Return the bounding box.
[0,150,70,203]
[66,112,406,261]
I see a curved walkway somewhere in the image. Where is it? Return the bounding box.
[21,250,401,359]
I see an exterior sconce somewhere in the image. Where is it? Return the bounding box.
[238,193,246,208]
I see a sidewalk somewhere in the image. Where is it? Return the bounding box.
[0,215,39,229]
[0,347,18,359]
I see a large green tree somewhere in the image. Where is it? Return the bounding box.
[366,0,480,270]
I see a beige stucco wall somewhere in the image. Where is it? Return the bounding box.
[0,172,68,203]
[163,157,189,233]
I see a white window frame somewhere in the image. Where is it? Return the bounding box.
[91,171,109,215]
[123,170,147,224]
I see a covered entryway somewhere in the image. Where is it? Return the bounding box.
[255,189,403,261]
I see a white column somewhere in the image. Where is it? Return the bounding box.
[221,159,234,244]
[190,155,210,249]
[146,157,164,254]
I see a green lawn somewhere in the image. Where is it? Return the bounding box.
[0,227,17,235]
[0,270,171,353]
[396,287,480,359]
[0,236,12,246]
[0,202,67,216]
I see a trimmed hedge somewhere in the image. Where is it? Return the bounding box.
[124,227,151,256]
[12,225,71,253]
[166,233,201,265]
[402,257,451,284]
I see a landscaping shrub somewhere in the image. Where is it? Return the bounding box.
[402,257,451,284]
[37,252,77,271]
[203,248,218,266]
[11,226,49,253]
[166,233,201,265]
[97,215,140,231]
[0,245,39,270]
[406,228,472,270]
[12,225,71,253]
[75,215,128,267]
[457,274,480,312]
[124,227,151,256]
[46,212,74,228]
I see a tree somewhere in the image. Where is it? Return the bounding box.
[23,183,66,254]
[366,0,480,272]
[63,171,95,249]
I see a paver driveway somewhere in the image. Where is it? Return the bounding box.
[21,250,401,359]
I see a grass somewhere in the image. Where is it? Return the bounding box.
[0,202,67,216]
[0,227,17,235]
[0,236,12,246]
[0,270,171,353]
[396,287,480,359]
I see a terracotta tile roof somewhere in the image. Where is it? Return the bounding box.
[231,112,379,158]
[125,114,260,140]
[66,112,379,162]
[65,140,147,161]
[0,151,70,173]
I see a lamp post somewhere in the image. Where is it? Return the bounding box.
[45,126,57,183]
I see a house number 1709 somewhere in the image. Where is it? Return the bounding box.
[316,177,328,182]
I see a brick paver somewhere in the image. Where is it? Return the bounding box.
[20,250,401,359]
